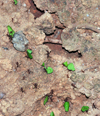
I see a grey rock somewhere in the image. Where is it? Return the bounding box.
[94,84,100,92]
[12,31,29,52]
[92,78,100,85]
[70,73,85,83]
[0,92,5,99]
[61,28,81,52]
[84,82,93,90]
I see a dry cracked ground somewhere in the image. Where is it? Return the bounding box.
[0,0,100,116]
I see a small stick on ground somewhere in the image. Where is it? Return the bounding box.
[44,37,62,44]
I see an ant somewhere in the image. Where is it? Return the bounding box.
[12,18,13,22]
[16,62,20,67]
[92,103,96,109]
[22,76,26,80]
[6,34,13,42]
[34,83,38,88]
[46,50,50,58]
[27,69,31,74]
[67,74,69,78]
[71,83,76,88]
[64,97,71,102]
[20,87,25,93]
[48,90,54,102]
[1,2,4,6]
[81,70,85,73]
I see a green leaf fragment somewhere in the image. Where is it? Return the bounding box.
[81,106,89,112]
[64,102,70,112]
[46,67,53,74]
[67,63,75,71]
[27,49,32,54]
[50,111,55,116]
[42,62,45,67]
[27,49,33,59]
[44,96,48,105]
[14,0,18,5]
[7,25,15,37]
[63,61,68,67]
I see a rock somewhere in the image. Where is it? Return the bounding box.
[61,27,81,52]
[84,82,93,90]
[92,78,100,85]
[12,31,29,52]
[33,45,51,64]
[94,99,100,110]
[94,84,100,92]
[34,11,55,35]
[26,27,45,45]
[70,73,85,83]
[0,92,5,99]
[33,0,66,13]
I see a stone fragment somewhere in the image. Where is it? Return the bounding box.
[0,92,5,99]
[83,82,93,90]
[33,45,51,64]
[34,11,55,34]
[33,0,66,13]
[94,84,100,92]
[94,99,100,110]
[61,27,81,52]
[70,73,85,83]
[27,27,45,45]
[12,31,29,52]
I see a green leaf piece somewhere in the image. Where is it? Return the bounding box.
[14,0,18,5]
[63,61,68,67]
[50,111,55,116]
[42,62,45,67]
[67,63,75,71]
[7,25,15,37]
[81,106,89,112]
[27,49,33,59]
[44,96,48,105]
[46,67,53,74]
[64,102,70,112]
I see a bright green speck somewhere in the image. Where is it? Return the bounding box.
[64,102,70,112]
[27,49,32,54]
[46,67,53,74]
[44,96,48,105]
[42,62,45,67]
[7,25,15,37]
[50,111,55,116]
[14,0,18,5]
[67,63,75,71]
[27,49,33,59]
[63,61,68,67]
[81,106,89,112]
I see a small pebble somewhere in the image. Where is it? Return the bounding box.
[86,14,89,17]
[96,7,98,10]
[23,3,26,7]
[0,92,5,99]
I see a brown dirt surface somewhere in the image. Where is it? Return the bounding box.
[0,0,100,116]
